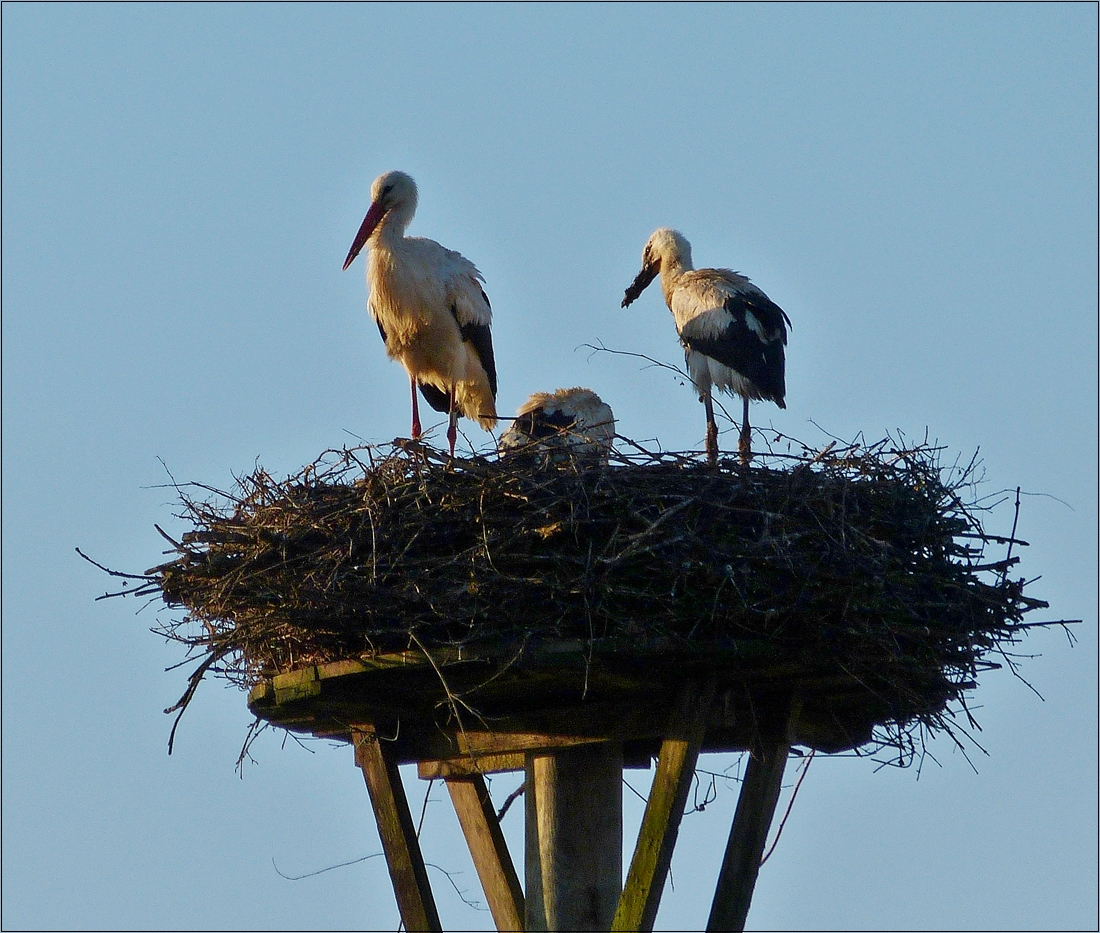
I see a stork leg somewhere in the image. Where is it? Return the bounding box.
[410,377,422,440]
[738,396,752,465]
[446,386,458,458]
[704,392,719,467]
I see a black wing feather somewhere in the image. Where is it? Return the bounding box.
[451,303,498,398]
[681,290,789,404]
[516,407,576,442]
[417,382,452,414]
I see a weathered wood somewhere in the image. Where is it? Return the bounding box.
[446,775,525,932]
[706,702,792,933]
[525,742,623,932]
[420,747,655,780]
[248,647,883,760]
[459,731,616,757]
[612,680,716,933]
[419,752,526,780]
[352,727,441,933]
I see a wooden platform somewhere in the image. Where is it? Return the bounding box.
[247,638,876,770]
[247,643,833,931]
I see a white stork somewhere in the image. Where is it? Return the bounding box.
[342,170,497,456]
[498,387,616,465]
[622,228,789,465]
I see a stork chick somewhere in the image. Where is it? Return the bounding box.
[499,387,616,466]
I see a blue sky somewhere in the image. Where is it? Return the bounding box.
[3,4,1097,930]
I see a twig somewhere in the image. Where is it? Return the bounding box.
[75,547,153,581]
[273,851,385,880]
[760,749,814,865]
[495,780,526,822]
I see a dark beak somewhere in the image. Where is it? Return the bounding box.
[342,199,387,271]
[621,262,659,307]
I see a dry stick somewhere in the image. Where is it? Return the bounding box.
[75,547,154,582]
[495,779,525,822]
[1002,486,1022,584]
[406,634,484,721]
[759,749,814,866]
[582,341,741,429]
[415,778,434,838]
[273,851,386,880]
[164,649,227,754]
[598,496,697,566]
[406,631,496,780]
[122,435,1058,773]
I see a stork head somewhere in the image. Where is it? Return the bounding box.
[621,228,692,307]
[342,170,419,270]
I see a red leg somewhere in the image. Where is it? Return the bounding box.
[446,386,458,457]
[410,377,422,440]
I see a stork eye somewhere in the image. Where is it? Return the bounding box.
[382,184,394,196]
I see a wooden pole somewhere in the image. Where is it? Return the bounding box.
[706,701,792,933]
[446,774,525,932]
[612,680,716,932]
[352,726,442,933]
[525,742,623,932]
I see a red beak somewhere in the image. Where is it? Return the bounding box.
[342,199,387,271]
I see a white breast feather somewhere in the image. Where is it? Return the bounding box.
[367,235,496,426]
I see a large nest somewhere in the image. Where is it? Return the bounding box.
[107,434,1055,759]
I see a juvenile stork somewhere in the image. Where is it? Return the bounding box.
[622,228,789,465]
[499,387,616,466]
[343,170,497,456]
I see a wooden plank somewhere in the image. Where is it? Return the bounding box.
[612,680,716,933]
[273,665,322,704]
[706,702,792,933]
[420,746,653,780]
[446,775,525,933]
[352,726,441,933]
[419,753,526,779]
[459,731,611,756]
[526,742,623,932]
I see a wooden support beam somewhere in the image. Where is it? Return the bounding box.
[419,753,526,780]
[525,742,623,932]
[419,747,652,780]
[446,775,525,933]
[612,679,716,933]
[706,701,793,933]
[458,730,620,757]
[352,727,442,933]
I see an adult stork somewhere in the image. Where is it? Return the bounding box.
[499,387,616,465]
[343,170,497,456]
[622,228,789,465]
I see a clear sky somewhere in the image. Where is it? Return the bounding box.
[3,4,1097,931]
